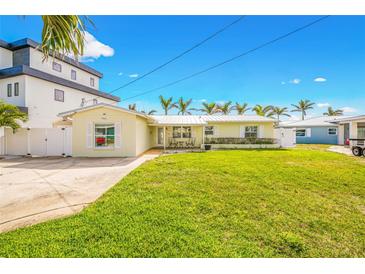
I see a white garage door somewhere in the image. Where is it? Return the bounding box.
[5,128,72,156]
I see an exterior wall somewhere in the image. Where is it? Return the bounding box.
[208,122,274,138]
[338,124,344,145]
[0,76,26,107]
[23,76,116,128]
[296,126,338,144]
[29,48,100,89]
[135,116,153,155]
[0,47,13,69]
[72,107,150,157]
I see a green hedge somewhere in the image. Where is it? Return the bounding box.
[205,137,276,145]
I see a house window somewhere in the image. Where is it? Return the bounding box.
[172,126,192,138]
[94,124,115,148]
[182,126,192,138]
[14,82,19,96]
[93,98,98,105]
[80,98,86,107]
[328,128,337,135]
[172,126,182,138]
[204,126,215,136]
[7,84,12,97]
[296,129,306,137]
[245,126,258,138]
[52,61,62,72]
[71,69,77,80]
[54,89,64,102]
[90,77,95,87]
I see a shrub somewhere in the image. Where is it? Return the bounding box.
[205,137,276,145]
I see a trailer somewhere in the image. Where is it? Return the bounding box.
[350,138,365,156]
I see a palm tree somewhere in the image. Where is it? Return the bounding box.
[217,101,233,115]
[159,95,177,115]
[252,104,272,117]
[128,103,137,111]
[199,102,218,115]
[177,97,194,115]
[40,16,90,60]
[0,101,28,131]
[323,107,343,116]
[234,102,250,115]
[269,106,291,122]
[141,109,157,115]
[291,99,315,120]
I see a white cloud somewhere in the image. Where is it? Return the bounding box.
[317,103,330,108]
[118,72,123,76]
[314,77,327,82]
[289,78,301,84]
[341,107,357,113]
[81,31,114,62]
[193,99,207,103]
[129,74,139,78]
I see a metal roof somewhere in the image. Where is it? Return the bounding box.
[58,103,151,119]
[278,116,349,127]
[149,115,207,125]
[149,115,275,125]
[201,115,275,122]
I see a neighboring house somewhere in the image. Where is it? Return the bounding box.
[57,103,277,157]
[279,116,347,145]
[0,38,120,155]
[335,115,365,145]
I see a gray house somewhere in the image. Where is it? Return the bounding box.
[279,116,348,145]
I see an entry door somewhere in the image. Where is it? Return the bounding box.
[157,127,164,145]
[344,124,349,143]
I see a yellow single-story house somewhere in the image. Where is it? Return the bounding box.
[56,103,278,157]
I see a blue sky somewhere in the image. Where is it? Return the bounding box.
[0,15,364,118]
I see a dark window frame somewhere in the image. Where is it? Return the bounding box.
[71,69,77,80]
[14,82,19,96]
[52,61,62,72]
[54,89,64,102]
[7,83,12,97]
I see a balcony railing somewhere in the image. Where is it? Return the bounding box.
[205,137,277,145]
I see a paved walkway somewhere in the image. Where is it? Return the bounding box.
[0,151,159,233]
[327,145,353,156]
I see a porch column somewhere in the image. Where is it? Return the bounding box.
[202,126,205,145]
[163,126,166,151]
[27,128,31,155]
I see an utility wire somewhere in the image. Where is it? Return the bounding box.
[107,16,246,95]
[122,15,330,102]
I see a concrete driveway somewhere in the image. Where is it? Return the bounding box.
[0,151,159,233]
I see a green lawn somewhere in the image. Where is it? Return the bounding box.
[1,148,365,257]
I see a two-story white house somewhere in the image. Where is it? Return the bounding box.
[0,38,120,156]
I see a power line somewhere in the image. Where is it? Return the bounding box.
[122,15,330,102]
[106,16,245,95]
[83,16,245,105]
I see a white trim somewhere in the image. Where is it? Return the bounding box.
[86,122,93,149]
[115,121,121,149]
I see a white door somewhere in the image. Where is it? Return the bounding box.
[46,128,65,156]
[157,127,164,145]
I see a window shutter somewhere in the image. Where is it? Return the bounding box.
[115,121,121,148]
[240,126,245,138]
[258,125,264,138]
[306,128,311,137]
[86,122,93,148]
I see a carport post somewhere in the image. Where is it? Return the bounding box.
[27,128,31,155]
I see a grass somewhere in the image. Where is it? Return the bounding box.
[0,147,365,257]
